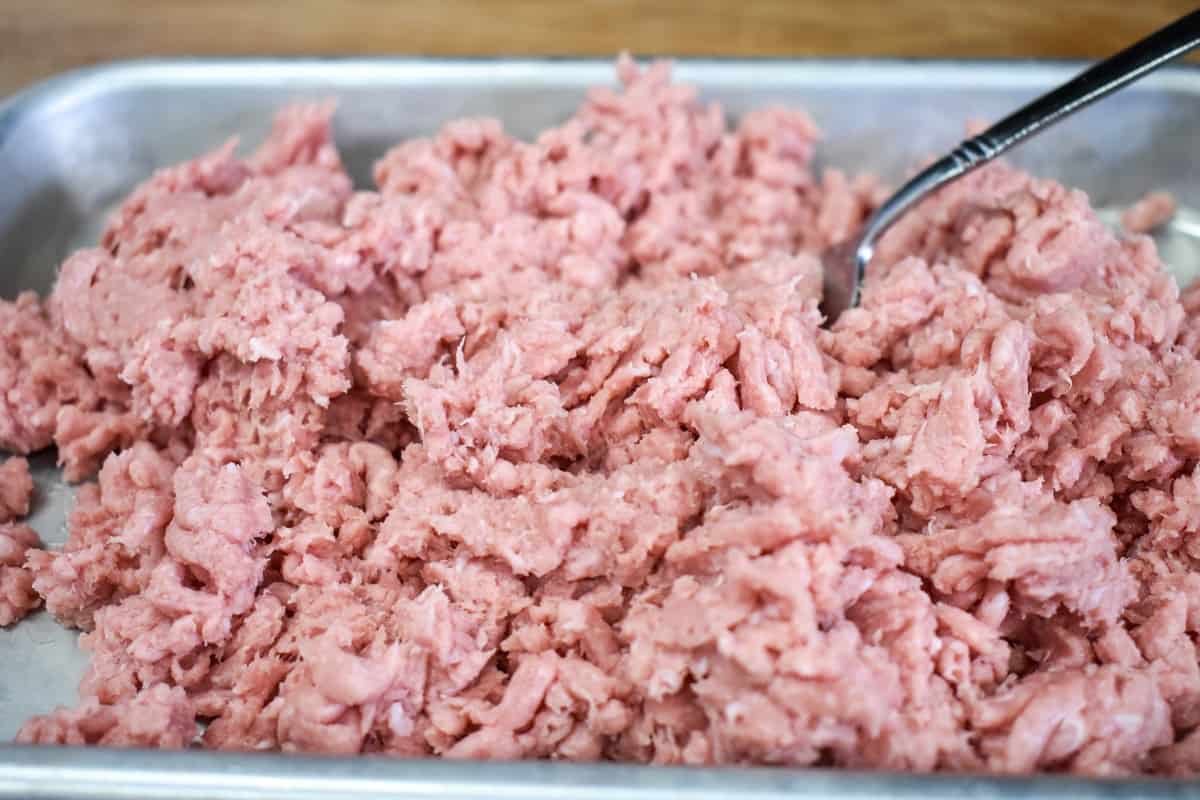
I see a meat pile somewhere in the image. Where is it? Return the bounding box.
[2,56,1200,776]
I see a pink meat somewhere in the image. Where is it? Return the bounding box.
[900,490,1136,625]
[6,55,1200,777]
[1122,191,1177,234]
[0,457,38,625]
[16,683,195,748]
[26,443,176,630]
[972,665,1173,775]
[0,456,33,523]
[0,293,99,455]
[0,523,41,626]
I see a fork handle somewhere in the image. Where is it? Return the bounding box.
[852,9,1200,284]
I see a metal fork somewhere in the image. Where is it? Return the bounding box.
[820,8,1200,323]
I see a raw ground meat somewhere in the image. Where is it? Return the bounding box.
[4,55,1200,776]
[0,456,33,523]
[0,523,41,627]
[1122,191,1177,234]
[0,456,39,626]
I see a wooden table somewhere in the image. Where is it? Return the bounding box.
[2,0,1196,97]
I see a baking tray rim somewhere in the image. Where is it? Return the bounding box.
[0,744,1197,800]
[2,55,1200,797]
[4,55,1200,130]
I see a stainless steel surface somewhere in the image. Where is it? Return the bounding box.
[3,745,1200,800]
[821,9,1200,320]
[1,56,1199,798]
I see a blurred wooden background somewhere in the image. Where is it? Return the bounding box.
[2,0,1197,96]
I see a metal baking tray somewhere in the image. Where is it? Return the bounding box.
[1,57,1199,799]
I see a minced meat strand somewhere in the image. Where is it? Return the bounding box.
[1122,191,1177,234]
[0,456,39,626]
[0,456,33,523]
